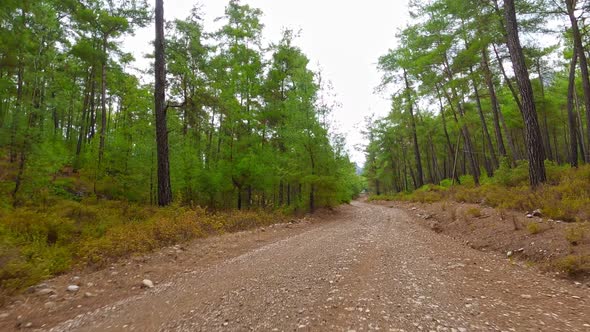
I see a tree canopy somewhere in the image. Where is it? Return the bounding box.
[365,0,590,193]
[0,0,363,212]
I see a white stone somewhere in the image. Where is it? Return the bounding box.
[142,279,154,289]
[67,285,80,292]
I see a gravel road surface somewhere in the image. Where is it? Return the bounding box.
[45,201,590,331]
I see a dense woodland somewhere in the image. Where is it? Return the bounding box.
[0,0,363,212]
[365,0,590,193]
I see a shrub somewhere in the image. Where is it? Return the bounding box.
[565,225,585,246]
[527,222,542,235]
[410,190,444,203]
[439,178,453,188]
[367,194,397,202]
[368,165,590,225]
[493,159,529,187]
[552,255,590,277]
[452,187,480,204]
[466,207,482,218]
[458,175,475,188]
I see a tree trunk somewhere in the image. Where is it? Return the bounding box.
[155,0,173,206]
[536,59,553,161]
[278,180,284,206]
[247,185,252,209]
[493,43,523,111]
[76,68,93,158]
[553,127,560,164]
[10,62,24,164]
[436,87,455,158]
[574,88,587,162]
[482,48,508,159]
[88,73,97,141]
[401,143,409,192]
[503,0,546,186]
[441,76,480,185]
[470,67,498,173]
[567,52,579,167]
[403,69,424,188]
[66,89,75,141]
[309,150,316,213]
[99,34,108,166]
[12,150,26,206]
[566,0,590,163]
[236,188,242,210]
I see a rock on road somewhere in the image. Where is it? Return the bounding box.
[48,201,589,331]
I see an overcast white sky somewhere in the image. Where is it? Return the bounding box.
[123,0,410,165]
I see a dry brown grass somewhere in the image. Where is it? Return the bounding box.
[0,200,285,295]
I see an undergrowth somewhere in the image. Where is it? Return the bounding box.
[369,161,590,222]
[551,255,590,277]
[0,198,285,297]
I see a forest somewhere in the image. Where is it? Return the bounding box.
[365,0,590,200]
[0,0,362,210]
[0,0,362,293]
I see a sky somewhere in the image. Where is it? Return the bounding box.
[122,0,411,165]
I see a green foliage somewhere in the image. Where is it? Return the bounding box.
[552,255,590,277]
[369,184,447,203]
[439,179,453,188]
[373,164,590,225]
[526,222,542,235]
[466,207,482,218]
[0,1,360,214]
[493,159,530,187]
[458,175,476,188]
[565,225,585,246]
[366,0,580,195]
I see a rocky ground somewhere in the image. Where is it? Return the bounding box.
[374,200,590,283]
[1,201,589,331]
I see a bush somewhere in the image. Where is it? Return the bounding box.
[439,178,453,188]
[552,255,590,277]
[493,159,529,187]
[370,165,590,224]
[368,194,398,202]
[458,175,475,188]
[565,225,585,246]
[466,207,482,218]
[527,222,542,235]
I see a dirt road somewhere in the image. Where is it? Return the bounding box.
[8,201,590,331]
